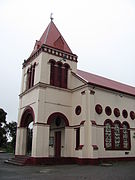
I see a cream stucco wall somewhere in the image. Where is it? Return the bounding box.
[90,86,135,158]
[21,54,42,93]
[32,124,49,157]
[15,127,27,155]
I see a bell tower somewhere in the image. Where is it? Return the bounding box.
[20,19,78,93]
[15,19,78,159]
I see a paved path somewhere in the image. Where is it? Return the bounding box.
[0,153,135,180]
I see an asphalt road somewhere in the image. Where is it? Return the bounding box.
[0,153,135,180]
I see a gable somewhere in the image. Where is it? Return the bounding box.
[70,72,86,89]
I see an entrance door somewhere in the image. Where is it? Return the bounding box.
[55,131,61,157]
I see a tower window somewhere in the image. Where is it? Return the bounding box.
[31,63,36,87]
[50,60,55,86]
[26,63,36,90]
[49,60,70,88]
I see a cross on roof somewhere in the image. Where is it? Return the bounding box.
[50,13,54,21]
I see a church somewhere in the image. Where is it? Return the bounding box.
[15,19,135,165]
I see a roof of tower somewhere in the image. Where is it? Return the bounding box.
[77,69,135,96]
[30,20,73,57]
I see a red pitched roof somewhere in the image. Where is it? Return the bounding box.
[31,21,72,56]
[77,69,135,96]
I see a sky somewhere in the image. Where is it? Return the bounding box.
[0,0,135,122]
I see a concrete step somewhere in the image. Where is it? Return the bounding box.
[5,156,30,166]
[5,159,24,166]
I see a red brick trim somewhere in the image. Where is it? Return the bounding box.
[79,145,84,149]
[90,90,95,95]
[71,125,80,128]
[42,45,77,62]
[23,44,78,68]
[33,122,48,126]
[92,145,99,150]
[75,145,84,150]
[20,106,35,127]
[91,120,97,126]
[80,121,85,125]
[47,112,69,126]
[99,157,135,163]
[91,120,105,127]
[81,91,85,95]
[14,155,135,165]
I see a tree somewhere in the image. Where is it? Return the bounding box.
[6,121,17,152]
[0,108,7,148]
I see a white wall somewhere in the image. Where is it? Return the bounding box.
[90,86,135,158]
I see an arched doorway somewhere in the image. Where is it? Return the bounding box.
[47,112,69,158]
[20,106,34,156]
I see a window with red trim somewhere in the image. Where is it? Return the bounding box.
[104,120,131,150]
[62,64,70,88]
[49,60,70,88]
[104,119,113,149]
[75,128,80,150]
[31,63,36,87]
[50,62,55,85]
[26,63,36,90]
[28,66,32,89]
[122,122,131,149]
[57,63,62,87]
[114,121,121,149]
[26,68,30,90]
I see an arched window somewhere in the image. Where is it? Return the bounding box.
[29,66,32,89]
[26,68,30,90]
[104,120,131,150]
[104,119,113,149]
[114,120,121,149]
[56,61,62,87]
[26,63,36,90]
[31,63,36,87]
[122,122,131,150]
[49,60,70,89]
[62,63,70,88]
[50,60,56,86]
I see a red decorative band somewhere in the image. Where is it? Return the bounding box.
[92,145,99,150]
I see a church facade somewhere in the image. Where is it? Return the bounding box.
[15,20,135,165]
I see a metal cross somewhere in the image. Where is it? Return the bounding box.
[50,13,54,21]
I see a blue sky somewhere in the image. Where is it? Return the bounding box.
[0,0,135,122]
